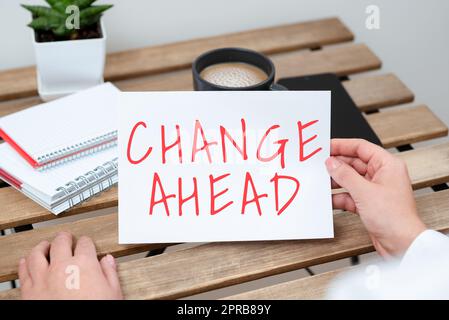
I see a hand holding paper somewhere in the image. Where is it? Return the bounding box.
[326,139,426,257]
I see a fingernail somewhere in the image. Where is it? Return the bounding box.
[19,258,26,265]
[106,254,116,269]
[326,157,342,171]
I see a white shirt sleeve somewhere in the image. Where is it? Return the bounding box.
[400,230,449,268]
[326,230,449,299]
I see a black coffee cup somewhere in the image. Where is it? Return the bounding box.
[192,47,286,91]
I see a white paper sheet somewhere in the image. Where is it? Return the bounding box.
[118,91,332,243]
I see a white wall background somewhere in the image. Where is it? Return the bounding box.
[1,0,448,125]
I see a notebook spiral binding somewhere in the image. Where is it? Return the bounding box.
[36,131,117,171]
[54,157,118,208]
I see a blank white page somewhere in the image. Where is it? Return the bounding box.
[0,143,117,199]
[0,83,119,161]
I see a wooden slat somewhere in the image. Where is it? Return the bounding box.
[0,186,118,230]
[0,18,353,101]
[365,105,448,148]
[2,139,449,231]
[342,74,414,112]
[0,96,40,118]
[0,43,382,117]
[399,142,449,190]
[0,212,168,282]
[0,72,411,122]
[119,43,382,91]
[272,43,381,78]
[106,18,353,81]
[0,72,413,123]
[0,68,37,102]
[2,189,449,300]
[222,269,344,300]
[0,287,19,300]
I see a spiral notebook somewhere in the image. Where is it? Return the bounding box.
[0,82,119,170]
[0,142,117,214]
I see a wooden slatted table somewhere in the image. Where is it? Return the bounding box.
[1,17,449,300]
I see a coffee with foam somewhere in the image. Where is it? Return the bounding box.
[200,62,268,88]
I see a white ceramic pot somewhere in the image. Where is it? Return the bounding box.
[32,19,106,101]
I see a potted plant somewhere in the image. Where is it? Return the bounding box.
[22,0,113,101]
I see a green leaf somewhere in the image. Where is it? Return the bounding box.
[46,0,100,12]
[44,0,73,13]
[28,17,52,31]
[80,5,112,19]
[79,13,102,28]
[27,12,65,31]
[44,0,58,5]
[22,4,66,21]
[21,5,53,17]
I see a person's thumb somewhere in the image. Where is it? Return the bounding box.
[100,254,122,296]
[326,157,370,197]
